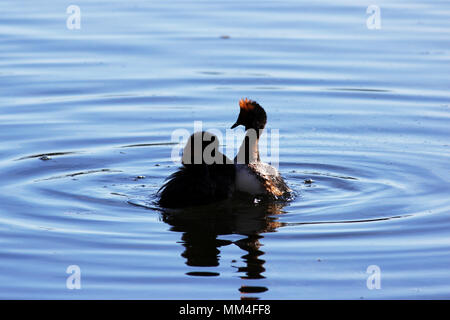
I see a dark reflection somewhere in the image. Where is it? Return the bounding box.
[235,235,265,279]
[160,196,288,297]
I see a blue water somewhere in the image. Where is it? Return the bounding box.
[0,0,449,299]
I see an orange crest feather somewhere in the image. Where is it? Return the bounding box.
[239,98,255,111]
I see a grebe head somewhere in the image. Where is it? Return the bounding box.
[181,131,220,165]
[231,98,267,131]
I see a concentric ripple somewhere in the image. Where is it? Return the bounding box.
[0,0,450,299]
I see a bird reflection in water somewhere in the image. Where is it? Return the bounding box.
[160,196,288,298]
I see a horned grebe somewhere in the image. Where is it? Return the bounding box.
[158,99,290,208]
[158,131,235,208]
[231,98,291,199]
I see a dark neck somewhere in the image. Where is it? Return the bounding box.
[234,128,263,164]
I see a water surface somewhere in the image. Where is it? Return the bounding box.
[0,0,449,299]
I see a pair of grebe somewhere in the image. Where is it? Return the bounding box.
[158,99,290,208]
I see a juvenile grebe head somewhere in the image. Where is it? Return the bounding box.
[181,131,222,165]
[231,98,267,131]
